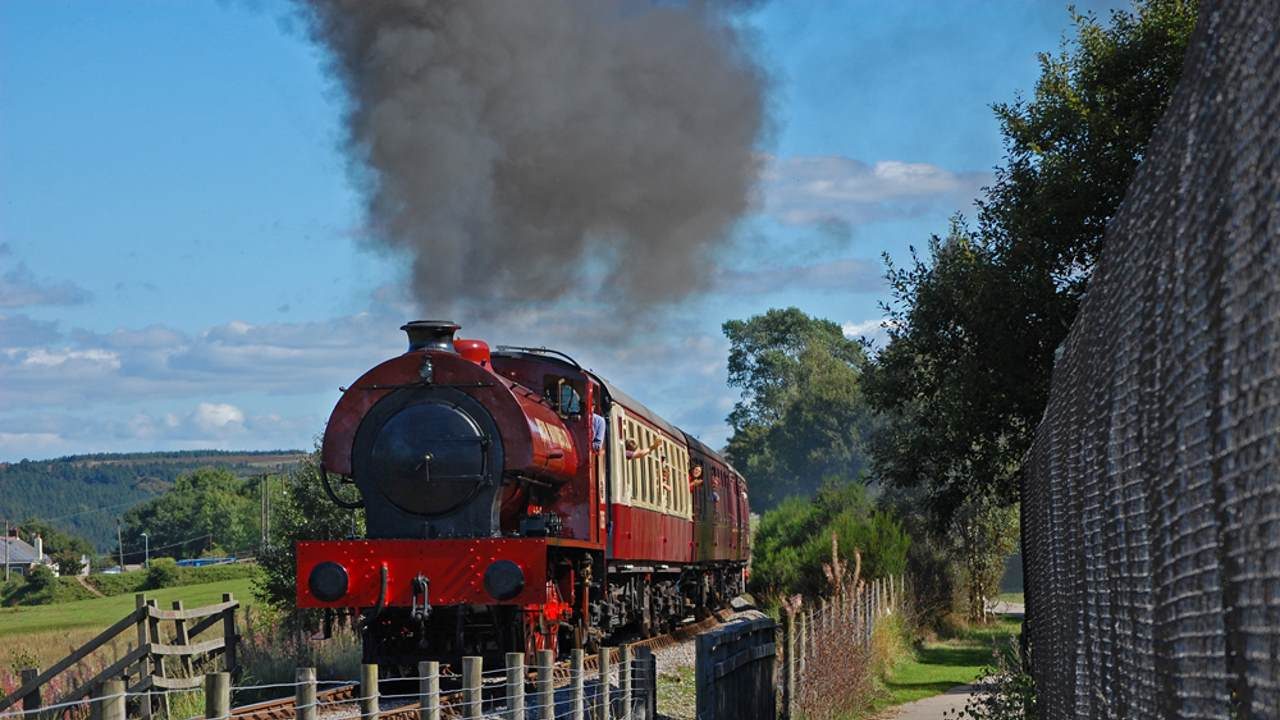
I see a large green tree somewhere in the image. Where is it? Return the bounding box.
[865,1,1198,523]
[255,453,364,614]
[723,307,875,508]
[120,468,259,560]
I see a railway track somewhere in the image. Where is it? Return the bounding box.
[228,609,732,720]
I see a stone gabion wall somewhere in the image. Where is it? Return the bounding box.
[1021,1,1280,718]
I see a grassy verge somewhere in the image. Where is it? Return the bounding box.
[656,664,697,719]
[0,563,261,608]
[0,576,258,680]
[0,576,257,639]
[860,615,1021,715]
[997,592,1024,605]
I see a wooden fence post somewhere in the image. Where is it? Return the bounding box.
[463,656,482,720]
[636,646,656,720]
[221,593,238,674]
[19,668,40,714]
[620,645,633,720]
[505,651,525,720]
[296,667,316,720]
[783,613,795,720]
[793,604,803,676]
[361,663,379,720]
[570,649,585,720]
[99,678,125,720]
[598,646,613,720]
[419,660,440,720]
[536,650,555,720]
[205,671,230,720]
[172,600,194,676]
[133,594,153,720]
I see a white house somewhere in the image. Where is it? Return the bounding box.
[2,532,57,578]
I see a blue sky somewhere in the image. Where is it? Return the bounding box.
[0,0,1126,461]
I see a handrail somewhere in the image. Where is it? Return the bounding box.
[146,599,237,621]
[0,592,240,716]
[0,607,145,711]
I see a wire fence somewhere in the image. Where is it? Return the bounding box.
[0,647,657,720]
[1021,1,1280,718]
[780,575,902,720]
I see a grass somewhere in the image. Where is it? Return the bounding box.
[656,664,697,720]
[997,592,1024,605]
[864,616,1021,713]
[0,577,256,642]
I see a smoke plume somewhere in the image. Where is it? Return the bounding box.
[298,0,767,316]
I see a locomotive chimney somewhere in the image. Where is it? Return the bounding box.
[401,320,461,352]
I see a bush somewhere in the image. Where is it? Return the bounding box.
[144,558,180,590]
[750,482,909,601]
[947,635,1037,720]
[18,566,58,605]
[237,605,361,703]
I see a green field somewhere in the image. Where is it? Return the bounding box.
[868,616,1022,711]
[0,577,256,640]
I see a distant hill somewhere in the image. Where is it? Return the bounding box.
[0,450,307,552]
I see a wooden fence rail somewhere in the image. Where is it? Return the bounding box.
[0,592,240,719]
[695,611,777,720]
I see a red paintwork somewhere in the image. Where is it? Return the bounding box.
[610,504,694,563]
[297,539,548,608]
[454,338,492,368]
[321,350,578,490]
[304,333,751,654]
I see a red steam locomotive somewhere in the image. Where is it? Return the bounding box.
[296,321,749,667]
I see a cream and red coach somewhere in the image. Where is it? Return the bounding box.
[297,321,749,667]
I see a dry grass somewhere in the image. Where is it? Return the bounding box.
[793,592,884,720]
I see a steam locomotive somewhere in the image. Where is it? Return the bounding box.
[296,321,749,668]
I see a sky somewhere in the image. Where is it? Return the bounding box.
[0,0,1128,461]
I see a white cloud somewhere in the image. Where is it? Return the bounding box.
[0,298,739,458]
[192,403,246,433]
[760,154,988,226]
[20,348,121,369]
[0,313,62,347]
[842,317,897,349]
[0,250,92,308]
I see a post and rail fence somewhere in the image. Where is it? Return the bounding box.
[0,641,657,720]
[200,645,655,720]
[776,575,904,720]
[0,592,239,720]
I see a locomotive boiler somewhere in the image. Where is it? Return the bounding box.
[296,321,749,668]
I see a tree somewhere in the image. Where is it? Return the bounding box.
[951,495,1020,623]
[865,1,1198,524]
[254,453,365,617]
[723,308,875,508]
[121,468,258,560]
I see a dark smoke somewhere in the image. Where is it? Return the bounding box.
[298,0,767,316]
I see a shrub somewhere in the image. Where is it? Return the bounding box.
[751,482,909,601]
[236,605,361,703]
[947,635,1037,720]
[144,558,180,589]
[20,566,58,604]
